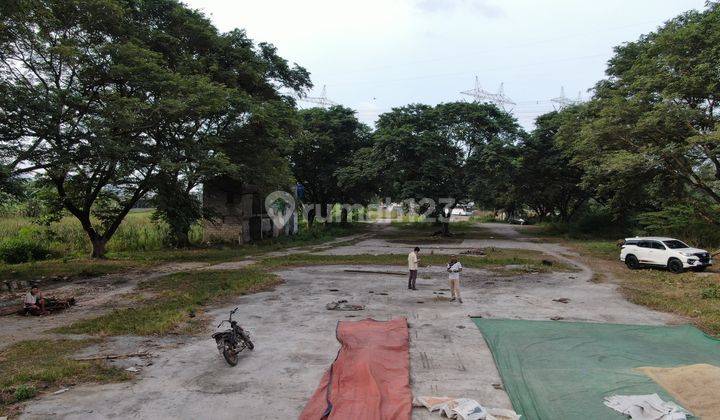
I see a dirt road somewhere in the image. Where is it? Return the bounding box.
[21,224,679,419]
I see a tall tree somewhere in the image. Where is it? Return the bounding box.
[563,2,720,222]
[370,102,522,233]
[516,110,589,222]
[0,0,309,256]
[291,106,371,225]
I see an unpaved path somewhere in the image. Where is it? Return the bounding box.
[0,234,370,349]
[21,224,680,419]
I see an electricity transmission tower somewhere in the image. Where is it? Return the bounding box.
[460,76,516,111]
[551,86,582,109]
[299,85,338,108]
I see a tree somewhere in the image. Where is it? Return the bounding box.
[369,102,522,234]
[291,106,371,225]
[516,110,589,222]
[0,0,310,255]
[139,13,310,246]
[563,2,720,223]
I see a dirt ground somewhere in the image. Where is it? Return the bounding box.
[14,223,681,419]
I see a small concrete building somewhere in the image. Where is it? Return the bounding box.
[202,178,297,244]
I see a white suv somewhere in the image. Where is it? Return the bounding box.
[620,237,712,273]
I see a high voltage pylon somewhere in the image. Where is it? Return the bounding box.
[460,76,516,110]
[299,85,338,108]
[550,86,582,109]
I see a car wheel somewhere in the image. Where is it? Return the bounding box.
[625,255,640,270]
[667,258,684,274]
[691,266,707,272]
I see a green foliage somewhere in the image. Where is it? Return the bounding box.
[369,102,523,229]
[540,203,630,239]
[555,3,720,222]
[636,205,720,248]
[0,237,51,264]
[292,106,372,223]
[12,385,36,402]
[702,284,720,299]
[0,0,309,258]
[515,111,588,222]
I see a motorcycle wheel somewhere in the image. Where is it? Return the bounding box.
[222,341,239,366]
[240,331,255,350]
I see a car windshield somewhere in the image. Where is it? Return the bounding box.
[663,240,689,249]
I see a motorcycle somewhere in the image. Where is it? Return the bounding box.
[212,307,254,366]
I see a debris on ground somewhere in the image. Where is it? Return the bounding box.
[461,248,486,256]
[550,316,564,321]
[637,363,720,418]
[53,388,69,395]
[74,352,150,361]
[413,396,520,420]
[326,300,365,311]
[542,260,554,266]
[344,269,406,276]
[553,298,570,304]
[1,296,77,316]
[125,367,140,373]
[491,383,503,390]
[603,394,689,420]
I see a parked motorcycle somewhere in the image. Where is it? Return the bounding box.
[212,307,254,366]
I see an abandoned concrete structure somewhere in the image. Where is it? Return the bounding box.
[202,178,297,243]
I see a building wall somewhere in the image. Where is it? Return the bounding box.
[202,182,255,244]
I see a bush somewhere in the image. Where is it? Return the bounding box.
[0,238,51,264]
[13,385,36,402]
[701,284,720,299]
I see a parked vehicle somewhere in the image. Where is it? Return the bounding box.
[212,307,254,366]
[451,207,471,216]
[620,237,713,273]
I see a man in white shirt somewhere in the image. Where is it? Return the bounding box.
[447,256,463,303]
[407,247,420,290]
[24,285,47,315]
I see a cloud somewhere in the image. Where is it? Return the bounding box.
[412,0,505,18]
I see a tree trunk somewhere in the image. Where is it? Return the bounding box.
[441,221,450,236]
[175,229,191,248]
[320,202,329,221]
[340,207,349,225]
[307,208,316,227]
[91,238,107,259]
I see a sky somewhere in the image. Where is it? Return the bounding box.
[183,0,707,130]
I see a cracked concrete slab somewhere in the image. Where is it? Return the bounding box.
[22,256,678,419]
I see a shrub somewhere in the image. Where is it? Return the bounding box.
[701,284,720,299]
[13,385,36,402]
[0,238,51,264]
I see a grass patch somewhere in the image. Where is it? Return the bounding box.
[380,221,497,243]
[0,339,129,415]
[0,258,152,282]
[259,249,575,272]
[1,223,366,281]
[57,268,281,336]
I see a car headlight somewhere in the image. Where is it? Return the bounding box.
[679,252,695,257]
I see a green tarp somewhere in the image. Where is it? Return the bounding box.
[472,319,720,420]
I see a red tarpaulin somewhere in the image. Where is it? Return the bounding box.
[299,318,412,420]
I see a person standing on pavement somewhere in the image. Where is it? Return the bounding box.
[447,255,463,303]
[408,247,420,290]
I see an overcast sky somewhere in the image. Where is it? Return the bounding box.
[184,0,706,130]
